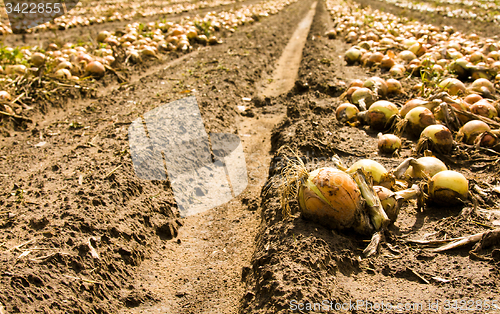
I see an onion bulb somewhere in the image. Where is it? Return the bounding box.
[5,65,27,76]
[30,52,45,67]
[463,94,482,105]
[405,107,436,136]
[0,91,12,101]
[380,56,395,70]
[297,167,364,231]
[336,103,359,123]
[420,124,454,153]
[97,31,111,43]
[345,159,389,186]
[361,100,399,130]
[389,64,406,77]
[85,61,105,77]
[363,77,388,98]
[395,156,447,179]
[400,98,436,117]
[470,99,498,119]
[386,78,403,95]
[377,133,401,154]
[345,47,362,65]
[439,78,466,95]
[348,79,364,89]
[469,78,495,97]
[351,87,375,111]
[457,120,491,144]
[55,68,72,80]
[428,170,468,205]
[325,29,337,39]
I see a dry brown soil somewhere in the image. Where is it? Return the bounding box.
[1,0,500,313]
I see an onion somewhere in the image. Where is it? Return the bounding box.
[348,79,364,89]
[197,35,208,45]
[458,120,491,144]
[325,29,337,39]
[395,156,447,179]
[5,65,27,76]
[405,107,436,136]
[297,167,364,231]
[363,77,388,98]
[463,94,482,105]
[85,61,105,77]
[399,50,417,62]
[469,78,495,96]
[400,98,436,117]
[30,52,45,67]
[336,103,359,123]
[428,171,468,205]
[346,159,389,186]
[389,64,406,77]
[380,56,395,70]
[439,78,466,95]
[377,133,401,154]
[345,47,362,65]
[97,31,111,43]
[208,36,219,45]
[351,87,375,111]
[409,42,426,57]
[420,124,454,153]
[470,99,498,119]
[361,100,399,130]
[0,91,12,101]
[365,52,384,67]
[55,69,72,80]
[386,78,403,95]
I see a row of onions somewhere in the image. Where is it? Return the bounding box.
[378,0,500,24]
[0,0,297,116]
[0,0,236,34]
[278,0,499,256]
[327,1,500,85]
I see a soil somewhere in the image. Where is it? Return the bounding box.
[1,0,500,313]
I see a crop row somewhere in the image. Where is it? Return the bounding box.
[0,0,237,35]
[374,0,500,24]
[0,0,297,118]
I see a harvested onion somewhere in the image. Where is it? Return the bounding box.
[439,78,466,95]
[345,159,389,186]
[336,103,359,123]
[394,156,447,179]
[85,61,105,77]
[420,124,454,153]
[405,107,436,137]
[298,167,364,231]
[351,87,375,111]
[377,133,401,154]
[361,100,399,130]
[428,170,468,205]
[457,120,491,144]
[470,100,498,119]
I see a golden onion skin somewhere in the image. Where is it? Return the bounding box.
[420,124,454,153]
[428,170,468,205]
[298,168,363,230]
[406,156,447,179]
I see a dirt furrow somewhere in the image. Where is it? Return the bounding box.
[0,0,316,312]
